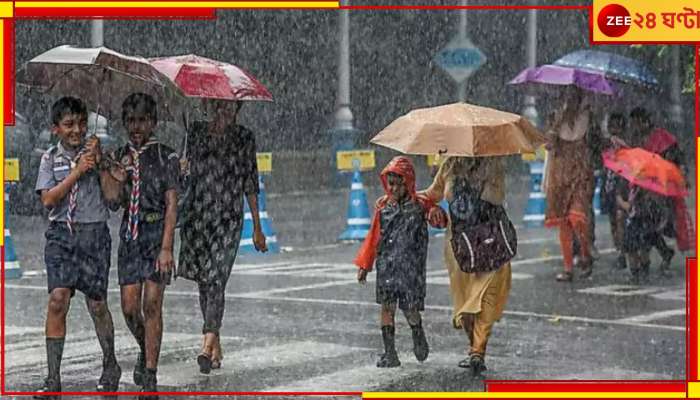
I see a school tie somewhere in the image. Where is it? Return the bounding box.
[126,140,157,241]
[66,148,87,234]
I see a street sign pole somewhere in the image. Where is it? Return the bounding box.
[457,0,468,102]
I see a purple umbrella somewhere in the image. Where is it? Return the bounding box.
[509,64,618,95]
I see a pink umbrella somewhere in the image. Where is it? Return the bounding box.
[149,54,272,101]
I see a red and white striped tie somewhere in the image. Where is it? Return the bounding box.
[66,148,87,234]
[126,141,156,241]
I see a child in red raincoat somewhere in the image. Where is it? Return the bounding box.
[355,156,445,368]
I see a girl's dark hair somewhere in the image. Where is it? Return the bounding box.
[609,112,627,128]
[629,107,652,124]
[51,96,87,126]
[122,92,157,124]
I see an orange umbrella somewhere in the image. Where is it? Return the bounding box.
[602,147,688,197]
[370,102,546,157]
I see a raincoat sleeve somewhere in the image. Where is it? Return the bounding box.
[353,196,387,271]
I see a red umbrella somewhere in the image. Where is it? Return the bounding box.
[602,147,688,197]
[149,54,272,101]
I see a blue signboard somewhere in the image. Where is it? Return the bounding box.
[434,35,487,83]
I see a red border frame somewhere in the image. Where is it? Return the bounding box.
[2,2,698,398]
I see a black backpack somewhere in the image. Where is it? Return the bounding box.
[449,176,517,273]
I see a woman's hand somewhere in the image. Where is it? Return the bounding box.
[253,226,268,252]
[179,158,190,176]
[357,268,368,284]
[428,206,448,228]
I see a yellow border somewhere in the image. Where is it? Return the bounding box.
[1,3,696,399]
[15,1,339,9]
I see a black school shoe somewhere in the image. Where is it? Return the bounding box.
[33,378,60,400]
[411,323,429,362]
[138,369,158,400]
[96,362,122,392]
[376,352,401,368]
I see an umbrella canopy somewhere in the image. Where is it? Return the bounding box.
[149,54,273,101]
[554,50,658,87]
[17,45,184,121]
[370,102,546,157]
[603,147,687,197]
[509,64,618,95]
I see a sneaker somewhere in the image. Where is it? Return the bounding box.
[376,352,401,368]
[411,324,429,362]
[33,378,60,400]
[96,362,122,392]
[590,245,601,260]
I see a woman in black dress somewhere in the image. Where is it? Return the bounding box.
[177,100,267,373]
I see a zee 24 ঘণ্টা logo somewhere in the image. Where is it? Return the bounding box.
[596,2,700,41]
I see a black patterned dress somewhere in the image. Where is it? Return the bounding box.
[177,122,259,286]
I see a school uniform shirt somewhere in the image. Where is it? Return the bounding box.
[113,141,180,235]
[35,142,109,223]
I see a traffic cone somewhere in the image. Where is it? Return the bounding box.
[239,176,279,255]
[429,199,449,236]
[593,172,602,217]
[4,185,22,279]
[522,161,546,228]
[338,167,371,241]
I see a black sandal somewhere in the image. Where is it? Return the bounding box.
[556,271,573,282]
[469,354,487,377]
[458,357,471,369]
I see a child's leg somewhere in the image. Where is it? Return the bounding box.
[120,284,146,354]
[380,302,396,327]
[85,296,121,391]
[44,288,72,386]
[85,298,118,368]
[403,308,429,362]
[378,302,399,368]
[142,281,166,370]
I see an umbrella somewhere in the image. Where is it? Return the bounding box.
[602,147,687,197]
[509,64,618,95]
[370,102,546,157]
[17,45,184,121]
[553,49,658,87]
[149,54,272,102]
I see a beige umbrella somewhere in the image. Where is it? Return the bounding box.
[370,102,546,157]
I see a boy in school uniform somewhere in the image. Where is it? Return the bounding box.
[34,96,123,398]
[108,92,178,399]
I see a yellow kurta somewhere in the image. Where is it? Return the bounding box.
[423,157,512,330]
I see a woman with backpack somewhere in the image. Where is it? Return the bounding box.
[421,156,513,377]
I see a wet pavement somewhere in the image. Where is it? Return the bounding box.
[3,210,688,398]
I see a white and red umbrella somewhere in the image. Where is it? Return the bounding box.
[149,54,272,102]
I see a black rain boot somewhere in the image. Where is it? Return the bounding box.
[410,322,429,362]
[133,350,146,386]
[138,368,158,400]
[34,338,64,400]
[377,326,400,368]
